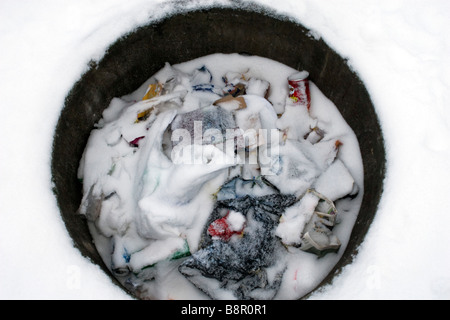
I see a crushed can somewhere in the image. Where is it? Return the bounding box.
[288,71,311,110]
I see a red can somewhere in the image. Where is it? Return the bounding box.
[288,71,311,110]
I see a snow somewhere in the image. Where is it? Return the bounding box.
[1,0,450,300]
[76,53,362,299]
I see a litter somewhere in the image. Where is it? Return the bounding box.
[77,53,363,300]
[299,189,341,257]
[179,194,297,300]
[207,210,246,241]
[142,83,163,101]
[288,71,311,110]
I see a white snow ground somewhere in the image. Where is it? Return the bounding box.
[1,0,449,300]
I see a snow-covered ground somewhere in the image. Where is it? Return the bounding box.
[1,0,449,300]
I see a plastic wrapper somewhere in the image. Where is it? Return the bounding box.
[77,56,362,300]
[299,189,341,256]
[179,193,297,300]
[142,83,163,101]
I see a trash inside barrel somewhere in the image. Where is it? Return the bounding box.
[75,54,364,300]
[51,7,385,301]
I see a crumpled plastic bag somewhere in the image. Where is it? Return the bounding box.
[179,193,297,300]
